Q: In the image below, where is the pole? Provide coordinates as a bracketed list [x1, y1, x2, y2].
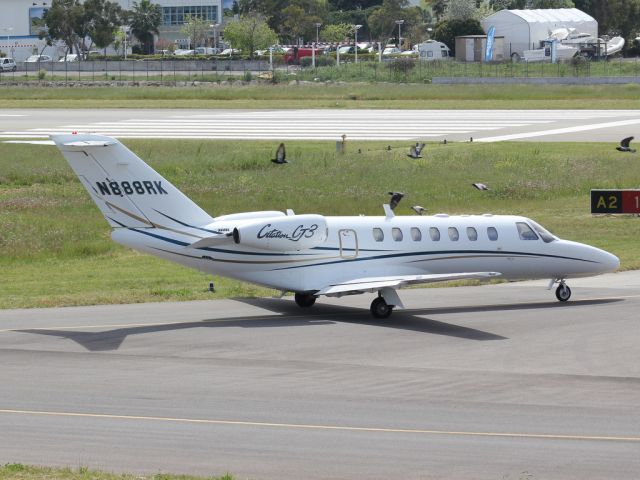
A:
[355, 30, 358, 64]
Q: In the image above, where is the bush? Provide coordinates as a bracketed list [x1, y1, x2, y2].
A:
[37, 69, 47, 80]
[387, 57, 416, 73]
[300, 56, 336, 67]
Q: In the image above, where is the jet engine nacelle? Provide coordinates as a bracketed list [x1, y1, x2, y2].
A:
[233, 214, 328, 251]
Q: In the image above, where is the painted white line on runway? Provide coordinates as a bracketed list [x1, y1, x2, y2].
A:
[476, 118, 640, 142]
[1, 408, 638, 443]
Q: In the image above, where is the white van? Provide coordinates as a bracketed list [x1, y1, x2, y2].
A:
[416, 40, 451, 60]
[0, 57, 17, 72]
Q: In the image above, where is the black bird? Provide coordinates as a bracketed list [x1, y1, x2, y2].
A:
[411, 205, 426, 215]
[407, 142, 425, 158]
[388, 191, 404, 210]
[472, 182, 489, 191]
[407, 144, 422, 159]
[271, 143, 287, 164]
[616, 136, 636, 153]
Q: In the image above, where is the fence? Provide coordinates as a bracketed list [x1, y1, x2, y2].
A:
[1, 57, 639, 84]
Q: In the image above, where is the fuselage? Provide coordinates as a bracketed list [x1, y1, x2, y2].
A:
[112, 212, 620, 293]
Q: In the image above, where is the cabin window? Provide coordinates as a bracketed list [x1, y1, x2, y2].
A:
[392, 228, 403, 241]
[448, 227, 459, 241]
[466, 227, 478, 241]
[429, 227, 440, 241]
[487, 227, 498, 241]
[410, 227, 422, 241]
[373, 228, 384, 242]
[529, 220, 557, 243]
[517, 222, 539, 241]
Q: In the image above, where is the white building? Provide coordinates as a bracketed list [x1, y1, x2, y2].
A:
[481, 8, 597, 60]
[0, 0, 222, 60]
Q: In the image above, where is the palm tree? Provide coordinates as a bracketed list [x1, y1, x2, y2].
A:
[130, 0, 162, 54]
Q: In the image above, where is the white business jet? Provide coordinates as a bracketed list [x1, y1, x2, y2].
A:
[51, 134, 619, 318]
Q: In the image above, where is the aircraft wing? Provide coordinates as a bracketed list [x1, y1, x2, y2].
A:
[317, 272, 501, 296]
[188, 233, 234, 248]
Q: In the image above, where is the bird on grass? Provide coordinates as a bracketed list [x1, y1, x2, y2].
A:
[411, 205, 426, 215]
[388, 191, 405, 210]
[407, 142, 425, 159]
[616, 137, 636, 153]
[271, 143, 288, 164]
[472, 183, 490, 191]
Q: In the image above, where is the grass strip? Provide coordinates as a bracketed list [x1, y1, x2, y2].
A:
[2, 84, 640, 109]
[1, 139, 639, 309]
[0, 464, 233, 480]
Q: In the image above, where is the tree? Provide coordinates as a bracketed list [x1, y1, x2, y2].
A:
[321, 23, 353, 42]
[180, 14, 210, 49]
[85, 0, 124, 51]
[530, 0, 574, 7]
[367, 0, 409, 42]
[445, 0, 477, 21]
[433, 17, 484, 55]
[223, 13, 278, 58]
[130, 0, 162, 54]
[43, 0, 85, 55]
[279, 1, 324, 44]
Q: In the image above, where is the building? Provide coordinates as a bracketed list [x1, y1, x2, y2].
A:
[481, 8, 597, 61]
[455, 35, 505, 62]
[0, 0, 222, 60]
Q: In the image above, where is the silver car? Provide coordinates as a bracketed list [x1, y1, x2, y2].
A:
[0, 57, 17, 72]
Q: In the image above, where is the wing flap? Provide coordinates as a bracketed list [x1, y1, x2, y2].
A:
[318, 272, 501, 296]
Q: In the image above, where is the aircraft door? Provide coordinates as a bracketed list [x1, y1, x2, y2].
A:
[339, 229, 358, 259]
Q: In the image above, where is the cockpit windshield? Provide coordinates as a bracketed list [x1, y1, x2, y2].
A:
[529, 220, 558, 243]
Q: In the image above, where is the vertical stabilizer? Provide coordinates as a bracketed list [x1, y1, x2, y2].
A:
[52, 135, 214, 229]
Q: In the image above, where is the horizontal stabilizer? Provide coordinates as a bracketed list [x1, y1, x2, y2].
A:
[318, 272, 501, 296]
[63, 139, 118, 147]
[189, 233, 233, 249]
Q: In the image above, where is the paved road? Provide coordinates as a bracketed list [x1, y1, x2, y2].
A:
[1, 272, 639, 479]
[2, 109, 640, 142]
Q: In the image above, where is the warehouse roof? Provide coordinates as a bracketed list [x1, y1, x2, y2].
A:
[505, 8, 595, 24]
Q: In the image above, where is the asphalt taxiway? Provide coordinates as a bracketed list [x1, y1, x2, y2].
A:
[1, 271, 639, 479]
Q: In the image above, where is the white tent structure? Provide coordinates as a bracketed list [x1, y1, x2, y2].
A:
[481, 8, 597, 60]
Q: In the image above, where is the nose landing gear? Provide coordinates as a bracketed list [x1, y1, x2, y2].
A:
[554, 281, 572, 302]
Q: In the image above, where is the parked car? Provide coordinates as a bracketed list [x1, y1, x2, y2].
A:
[337, 45, 355, 54]
[25, 54, 52, 63]
[59, 54, 79, 62]
[382, 47, 401, 56]
[194, 47, 220, 55]
[0, 57, 17, 72]
[174, 49, 195, 56]
[220, 48, 241, 56]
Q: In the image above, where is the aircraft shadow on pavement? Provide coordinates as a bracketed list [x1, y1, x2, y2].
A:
[16, 296, 620, 352]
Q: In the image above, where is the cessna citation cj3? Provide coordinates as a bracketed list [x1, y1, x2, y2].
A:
[52, 134, 619, 318]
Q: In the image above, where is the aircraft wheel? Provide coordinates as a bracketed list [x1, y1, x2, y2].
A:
[294, 292, 316, 308]
[370, 297, 393, 319]
[555, 283, 571, 302]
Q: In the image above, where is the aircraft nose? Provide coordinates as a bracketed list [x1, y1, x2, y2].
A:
[595, 248, 620, 273]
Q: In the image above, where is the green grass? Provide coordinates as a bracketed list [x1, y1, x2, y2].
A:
[0, 464, 234, 480]
[2, 83, 640, 109]
[1, 139, 639, 309]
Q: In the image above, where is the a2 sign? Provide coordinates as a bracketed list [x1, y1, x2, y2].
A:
[591, 189, 640, 214]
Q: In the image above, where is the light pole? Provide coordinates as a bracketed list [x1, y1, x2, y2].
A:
[395, 19, 404, 50]
[121, 25, 129, 59]
[353, 24, 362, 64]
[315, 22, 322, 45]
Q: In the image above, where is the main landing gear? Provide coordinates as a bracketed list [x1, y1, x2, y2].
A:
[549, 279, 572, 302]
[294, 292, 317, 308]
[370, 296, 393, 319]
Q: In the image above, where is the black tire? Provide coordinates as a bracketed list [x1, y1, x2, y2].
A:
[294, 292, 316, 308]
[370, 297, 393, 319]
[555, 284, 571, 302]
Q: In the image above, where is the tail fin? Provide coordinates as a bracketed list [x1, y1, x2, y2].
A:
[53, 134, 213, 229]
